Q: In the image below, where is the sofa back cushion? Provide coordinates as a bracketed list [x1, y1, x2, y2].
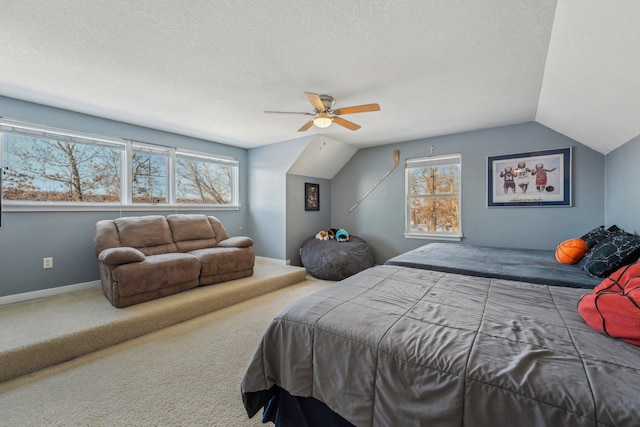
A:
[167, 214, 219, 252]
[94, 220, 122, 257]
[208, 216, 229, 242]
[114, 215, 177, 255]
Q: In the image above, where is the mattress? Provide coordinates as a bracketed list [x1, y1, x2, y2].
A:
[384, 242, 601, 288]
[241, 265, 640, 426]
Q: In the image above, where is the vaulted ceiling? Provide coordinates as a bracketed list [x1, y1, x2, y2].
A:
[0, 1, 637, 154]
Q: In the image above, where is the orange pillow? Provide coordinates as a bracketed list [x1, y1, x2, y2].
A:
[555, 238, 589, 264]
[578, 263, 640, 346]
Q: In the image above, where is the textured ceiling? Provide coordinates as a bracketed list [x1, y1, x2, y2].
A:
[0, 0, 637, 153]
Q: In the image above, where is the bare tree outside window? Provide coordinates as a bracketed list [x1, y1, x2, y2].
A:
[131, 151, 167, 203]
[1, 122, 239, 208]
[175, 156, 233, 204]
[406, 155, 461, 237]
[2, 134, 122, 202]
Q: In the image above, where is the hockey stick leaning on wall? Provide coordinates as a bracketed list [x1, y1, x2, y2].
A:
[346, 149, 399, 215]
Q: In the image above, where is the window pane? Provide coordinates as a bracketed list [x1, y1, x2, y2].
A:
[2, 133, 122, 202]
[405, 154, 462, 237]
[409, 196, 460, 233]
[175, 155, 233, 204]
[409, 165, 460, 196]
[131, 152, 168, 203]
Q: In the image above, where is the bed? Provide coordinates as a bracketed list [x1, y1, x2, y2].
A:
[241, 253, 640, 426]
[384, 242, 602, 288]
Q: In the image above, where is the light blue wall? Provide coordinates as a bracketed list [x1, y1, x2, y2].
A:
[605, 134, 640, 234]
[331, 122, 605, 264]
[0, 96, 248, 297]
[0, 96, 611, 297]
[246, 138, 309, 261]
[286, 174, 331, 266]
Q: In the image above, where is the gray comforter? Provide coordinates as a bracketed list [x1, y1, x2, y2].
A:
[385, 242, 602, 288]
[241, 265, 640, 426]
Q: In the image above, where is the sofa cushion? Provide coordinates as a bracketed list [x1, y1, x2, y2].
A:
[190, 247, 255, 277]
[112, 253, 201, 297]
[114, 215, 177, 255]
[94, 220, 122, 257]
[208, 216, 230, 242]
[167, 214, 218, 252]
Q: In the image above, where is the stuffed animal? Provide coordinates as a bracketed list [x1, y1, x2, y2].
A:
[327, 228, 339, 240]
[315, 230, 329, 240]
[335, 229, 351, 242]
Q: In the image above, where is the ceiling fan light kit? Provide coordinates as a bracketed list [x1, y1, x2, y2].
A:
[313, 113, 333, 129]
[265, 92, 380, 132]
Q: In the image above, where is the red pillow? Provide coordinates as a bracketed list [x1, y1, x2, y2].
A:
[578, 263, 640, 346]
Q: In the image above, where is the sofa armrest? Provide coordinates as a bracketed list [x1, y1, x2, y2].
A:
[99, 247, 146, 265]
[217, 236, 254, 248]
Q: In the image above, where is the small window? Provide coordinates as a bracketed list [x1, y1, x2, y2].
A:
[175, 152, 237, 205]
[405, 154, 462, 240]
[131, 143, 170, 204]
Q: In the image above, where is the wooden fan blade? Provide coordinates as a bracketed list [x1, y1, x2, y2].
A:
[333, 103, 380, 115]
[304, 92, 326, 111]
[298, 120, 314, 132]
[264, 111, 313, 115]
[332, 116, 361, 131]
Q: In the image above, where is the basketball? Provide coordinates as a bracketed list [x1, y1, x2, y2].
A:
[555, 238, 589, 264]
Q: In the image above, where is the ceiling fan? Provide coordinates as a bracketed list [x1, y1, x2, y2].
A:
[265, 92, 381, 132]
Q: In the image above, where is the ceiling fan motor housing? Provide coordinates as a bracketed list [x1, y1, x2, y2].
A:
[318, 95, 335, 111]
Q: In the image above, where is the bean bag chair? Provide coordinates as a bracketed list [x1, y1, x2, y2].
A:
[578, 262, 640, 346]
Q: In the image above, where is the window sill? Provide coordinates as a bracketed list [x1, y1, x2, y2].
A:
[1, 202, 240, 212]
[404, 232, 463, 242]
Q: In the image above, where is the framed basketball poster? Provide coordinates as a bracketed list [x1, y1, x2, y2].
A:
[487, 147, 572, 207]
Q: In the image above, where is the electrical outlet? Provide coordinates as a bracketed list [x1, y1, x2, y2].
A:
[43, 257, 53, 269]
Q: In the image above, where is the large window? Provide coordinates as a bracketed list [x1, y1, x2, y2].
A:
[1, 124, 125, 204]
[0, 120, 239, 209]
[405, 154, 462, 240]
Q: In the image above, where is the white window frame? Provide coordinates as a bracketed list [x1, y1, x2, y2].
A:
[0, 119, 240, 212]
[129, 141, 172, 205]
[404, 153, 463, 241]
[175, 149, 239, 206]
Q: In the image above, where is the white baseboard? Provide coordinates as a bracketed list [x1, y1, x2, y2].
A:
[0, 280, 101, 306]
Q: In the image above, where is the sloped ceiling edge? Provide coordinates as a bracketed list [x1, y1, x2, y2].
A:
[287, 136, 358, 180]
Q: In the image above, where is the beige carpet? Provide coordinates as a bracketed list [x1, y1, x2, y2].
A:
[0, 261, 308, 382]
[0, 269, 335, 426]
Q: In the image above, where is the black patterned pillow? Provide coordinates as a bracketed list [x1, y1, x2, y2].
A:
[580, 232, 640, 277]
[580, 226, 610, 249]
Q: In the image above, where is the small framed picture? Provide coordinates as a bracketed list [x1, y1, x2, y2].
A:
[305, 183, 319, 211]
[487, 147, 572, 207]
